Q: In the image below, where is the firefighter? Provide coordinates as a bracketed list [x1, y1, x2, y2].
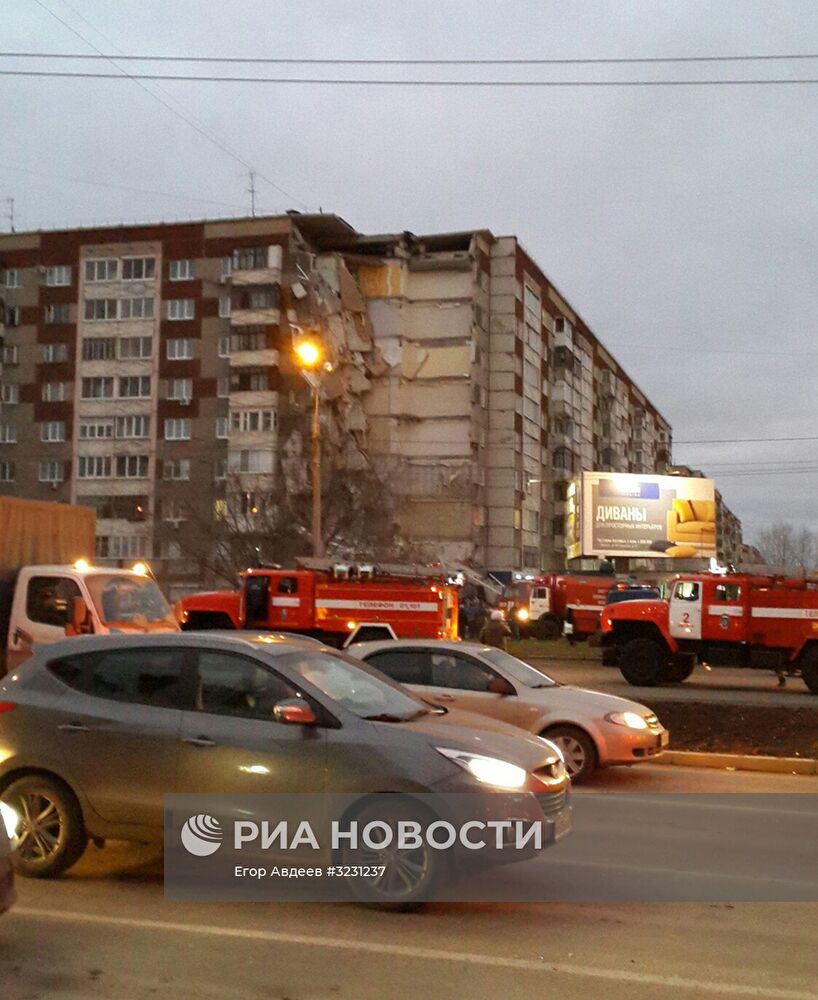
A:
[480, 609, 513, 650]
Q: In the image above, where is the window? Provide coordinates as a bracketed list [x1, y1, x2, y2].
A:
[78, 455, 112, 479]
[45, 303, 70, 324]
[714, 584, 741, 602]
[214, 457, 227, 481]
[1, 345, 18, 365]
[96, 535, 147, 560]
[230, 369, 268, 392]
[118, 375, 150, 398]
[430, 652, 497, 692]
[0, 423, 16, 443]
[46, 265, 72, 287]
[121, 257, 155, 281]
[116, 455, 149, 478]
[84, 298, 118, 321]
[79, 418, 114, 440]
[366, 650, 431, 686]
[4, 305, 20, 328]
[166, 338, 193, 360]
[82, 337, 116, 361]
[164, 418, 190, 440]
[119, 336, 152, 359]
[161, 539, 182, 560]
[217, 377, 230, 398]
[232, 246, 268, 270]
[166, 299, 195, 321]
[552, 515, 565, 537]
[218, 297, 231, 319]
[4, 269, 20, 288]
[162, 499, 187, 522]
[115, 415, 150, 439]
[0, 385, 19, 404]
[26, 576, 82, 628]
[0, 461, 14, 482]
[235, 288, 276, 311]
[50, 647, 186, 709]
[230, 409, 276, 433]
[85, 258, 117, 283]
[523, 284, 541, 323]
[169, 259, 193, 281]
[120, 297, 155, 320]
[673, 581, 700, 602]
[196, 651, 299, 720]
[230, 329, 268, 352]
[42, 342, 69, 363]
[38, 459, 65, 483]
[215, 416, 229, 439]
[221, 256, 232, 279]
[40, 421, 65, 443]
[232, 449, 273, 474]
[84, 495, 147, 521]
[163, 459, 190, 481]
[167, 377, 192, 401]
[218, 335, 230, 356]
[42, 382, 66, 402]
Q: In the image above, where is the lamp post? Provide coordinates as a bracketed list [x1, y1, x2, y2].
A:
[294, 336, 327, 558]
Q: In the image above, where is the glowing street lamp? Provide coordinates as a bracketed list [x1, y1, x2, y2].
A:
[294, 339, 321, 369]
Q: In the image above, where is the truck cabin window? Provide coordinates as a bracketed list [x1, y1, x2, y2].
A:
[673, 581, 700, 602]
[84, 574, 175, 627]
[277, 577, 298, 594]
[715, 584, 741, 602]
[27, 576, 83, 628]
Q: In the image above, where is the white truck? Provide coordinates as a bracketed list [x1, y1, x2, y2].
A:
[0, 496, 178, 675]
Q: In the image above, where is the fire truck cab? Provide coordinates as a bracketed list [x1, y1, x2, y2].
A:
[601, 571, 818, 693]
[507, 572, 619, 641]
[179, 562, 459, 648]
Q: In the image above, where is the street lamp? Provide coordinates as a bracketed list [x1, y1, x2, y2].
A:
[293, 333, 329, 558]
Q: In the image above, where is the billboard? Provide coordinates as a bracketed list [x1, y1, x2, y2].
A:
[566, 472, 716, 560]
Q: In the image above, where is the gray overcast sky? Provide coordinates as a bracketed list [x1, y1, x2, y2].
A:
[3, 0, 817, 542]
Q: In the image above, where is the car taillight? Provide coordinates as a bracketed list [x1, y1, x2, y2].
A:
[0, 702, 16, 714]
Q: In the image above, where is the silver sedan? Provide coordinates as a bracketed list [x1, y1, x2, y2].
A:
[350, 640, 669, 782]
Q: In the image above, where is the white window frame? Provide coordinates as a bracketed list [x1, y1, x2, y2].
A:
[0, 461, 15, 482]
[164, 418, 191, 441]
[46, 265, 72, 287]
[117, 375, 151, 399]
[121, 257, 156, 281]
[218, 335, 231, 357]
[118, 336, 152, 360]
[79, 418, 114, 440]
[167, 377, 192, 402]
[40, 421, 65, 443]
[78, 455, 112, 479]
[169, 259, 194, 282]
[81, 376, 114, 400]
[218, 296, 231, 319]
[116, 454, 149, 479]
[115, 415, 150, 440]
[45, 303, 70, 324]
[42, 382, 66, 403]
[0, 423, 16, 443]
[42, 343, 69, 363]
[0, 385, 19, 404]
[4, 269, 20, 288]
[120, 297, 155, 320]
[215, 416, 229, 439]
[1, 346, 18, 365]
[163, 459, 191, 481]
[166, 338, 194, 361]
[38, 459, 65, 483]
[166, 299, 195, 321]
[85, 258, 118, 283]
[84, 298, 118, 322]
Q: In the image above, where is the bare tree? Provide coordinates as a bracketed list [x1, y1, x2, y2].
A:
[755, 522, 817, 571]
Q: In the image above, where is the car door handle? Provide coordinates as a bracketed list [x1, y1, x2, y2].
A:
[58, 723, 90, 733]
[183, 736, 217, 748]
[433, 694, 456, 702]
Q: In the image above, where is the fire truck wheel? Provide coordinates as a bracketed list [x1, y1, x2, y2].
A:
[543, 725, 597, 783]
[662, 654, 695, 684]
[800, 647, 818, 694]
[533, 613, 562, 641]
[620, 637, 668, 686]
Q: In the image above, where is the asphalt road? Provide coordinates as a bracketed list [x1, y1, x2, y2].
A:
[527, 656, 818, 706]
[3, 765, 817, 1000]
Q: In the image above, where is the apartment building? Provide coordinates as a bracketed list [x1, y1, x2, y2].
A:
[0, 213, 673, 589]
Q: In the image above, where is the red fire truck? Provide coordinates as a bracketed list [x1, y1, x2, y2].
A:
[504, 573, 620, 641]
[601, 571, 818, 693]
[177, 560, 459, 647]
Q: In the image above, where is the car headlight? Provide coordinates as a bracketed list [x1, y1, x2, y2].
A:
[436, 747, 528, 789]
[515, 607, 530, 621]
[0, 801, 19, 839]
[606, 711, 649, 730]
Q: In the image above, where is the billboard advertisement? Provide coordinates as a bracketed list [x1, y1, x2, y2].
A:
[567, 472, 717, 560]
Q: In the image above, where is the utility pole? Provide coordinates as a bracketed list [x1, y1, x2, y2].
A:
[310, 382, 323, 558]
[4, 198, 15, 233]
[247, 171, 257, 218]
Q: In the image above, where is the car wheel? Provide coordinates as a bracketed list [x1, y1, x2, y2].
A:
[601, 645, 619, 667]
[620, 637, 668, 686]
[543, 725, 597, 783]
[662, 653, 696, 683]
[2, 775, 87, 878]
[533, 613, 562, 641]
[800, 647, 818, 694]
[337, 797, 446, 909]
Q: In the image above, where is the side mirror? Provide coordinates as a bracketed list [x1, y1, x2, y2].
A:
[66, 596, 93, 636]
[487, 676, 515, 697]
[273, 698, 318, 726]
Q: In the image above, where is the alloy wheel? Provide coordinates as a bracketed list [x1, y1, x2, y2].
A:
[358, 837, 431, 900]
[551, 735, 586, 777]
[8, 791, 63, 863]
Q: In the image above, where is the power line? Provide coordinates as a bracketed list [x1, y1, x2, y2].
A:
[4, 69, 818, 86]
[30, 1, 307, 209]
[3, 51, 818, 65]
[676, 435, 818, 445]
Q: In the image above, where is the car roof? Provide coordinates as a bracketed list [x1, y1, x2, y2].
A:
[349, 639, 496, 657]
[33, 631, 330, 660]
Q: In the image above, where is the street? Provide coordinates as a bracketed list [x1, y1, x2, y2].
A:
[4, 765, 817, 1000]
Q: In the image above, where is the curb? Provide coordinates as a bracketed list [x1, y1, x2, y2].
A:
[655, 750, 818, 775]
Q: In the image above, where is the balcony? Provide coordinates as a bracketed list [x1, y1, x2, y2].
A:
[230, 347, 279, 368]
[230, 307, 281, 327]
[229, 244, 283, 287]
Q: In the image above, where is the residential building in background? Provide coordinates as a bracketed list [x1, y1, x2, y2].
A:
[0, 213, 674, 592]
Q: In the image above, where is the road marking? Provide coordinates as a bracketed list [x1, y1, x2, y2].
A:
[12, 907, 818, 999]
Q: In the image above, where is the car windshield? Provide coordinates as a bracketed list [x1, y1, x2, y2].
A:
[85, 574, 176, 627]
[478, 647, 557, 688]
[281, 651, 429, 722]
